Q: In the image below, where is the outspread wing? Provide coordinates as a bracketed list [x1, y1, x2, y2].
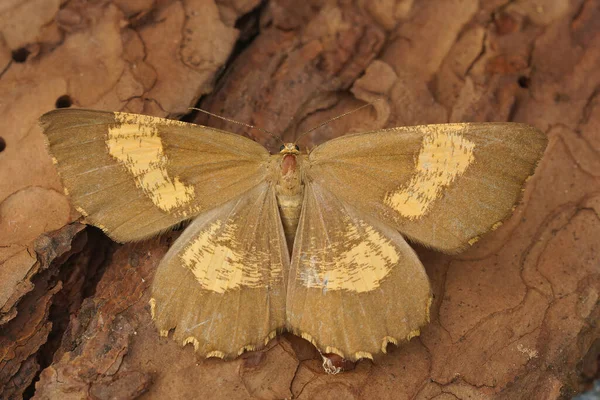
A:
[40, 109, 270, 242]
[286, 181, 431, 361]
[150, 183, 288, 358]
[306, 123, 547, 252]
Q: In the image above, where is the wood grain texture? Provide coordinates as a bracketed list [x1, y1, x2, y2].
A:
[0, 0, 599, 399]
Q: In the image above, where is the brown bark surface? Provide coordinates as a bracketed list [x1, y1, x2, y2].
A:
[0, 0, 599, 399]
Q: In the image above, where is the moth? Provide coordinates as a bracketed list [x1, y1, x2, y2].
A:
[40, 108, 547, 361]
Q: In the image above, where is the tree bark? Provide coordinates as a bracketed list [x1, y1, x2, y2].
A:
[0, 0, 599, 399]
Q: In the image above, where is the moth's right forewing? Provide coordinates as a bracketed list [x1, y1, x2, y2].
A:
[307, 123, 547, 252]
[41, 109, 270, 242]
[150, 183, 288, 358]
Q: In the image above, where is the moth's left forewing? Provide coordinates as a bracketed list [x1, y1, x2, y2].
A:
[41, 109, 270, 242]
[307, 123, 547, 252]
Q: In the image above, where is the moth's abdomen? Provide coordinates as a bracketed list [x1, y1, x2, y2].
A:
[275, 153, 304, 252]
[277, 192, 303, 252]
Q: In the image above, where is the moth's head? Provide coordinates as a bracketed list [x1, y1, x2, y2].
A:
[279, 143, 300, 155]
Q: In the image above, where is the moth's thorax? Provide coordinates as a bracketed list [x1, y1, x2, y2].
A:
[281, 154, 296, 175]
[279, 155, 301, 192]
[275, 145, 305, 252]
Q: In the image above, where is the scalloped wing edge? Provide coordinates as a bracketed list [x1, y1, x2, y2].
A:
[149, 298, 281, 359]
[148, 294, 433, 362]
[287, 295, 432, 362]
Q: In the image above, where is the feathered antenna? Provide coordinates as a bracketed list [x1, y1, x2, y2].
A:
[294, 99, 382, 144]
[189, 107, 284, 145]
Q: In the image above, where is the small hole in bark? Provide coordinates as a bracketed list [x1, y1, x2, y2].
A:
[55, 95, 73, 108]
[0, 137, 5, 152]
[517, 76, 530, 89]
[12, 47, 30, 63]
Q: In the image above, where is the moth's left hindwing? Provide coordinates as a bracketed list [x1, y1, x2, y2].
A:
[40, 109, 270, 242]
[151, 183, 288, 358]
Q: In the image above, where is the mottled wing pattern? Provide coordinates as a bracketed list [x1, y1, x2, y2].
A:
[41, 109, 270, 242]
[286, 181, 431, 361]
[151, 183, 288, 358]
[306, 123, 547, 252]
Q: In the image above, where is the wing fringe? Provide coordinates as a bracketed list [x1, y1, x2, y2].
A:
[286, 296, 432, 362]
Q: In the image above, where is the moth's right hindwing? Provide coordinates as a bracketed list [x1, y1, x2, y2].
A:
[286, 181, 432, 361]
[40, 109, 270, 242]
[150, 183, 288, 358]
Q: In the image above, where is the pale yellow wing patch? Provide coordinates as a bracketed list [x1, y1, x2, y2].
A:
[286, 182, 432, 361]
[180, 217, 283, 294]
[384, 130, 475, 218]
[106, 113, 197, 214]
[298, 219, 398, 293]
[151, 183, 288, 358]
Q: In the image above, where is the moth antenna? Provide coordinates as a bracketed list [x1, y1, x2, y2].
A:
[294, 98, 382, 144]
[188, 107, 284, 144]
